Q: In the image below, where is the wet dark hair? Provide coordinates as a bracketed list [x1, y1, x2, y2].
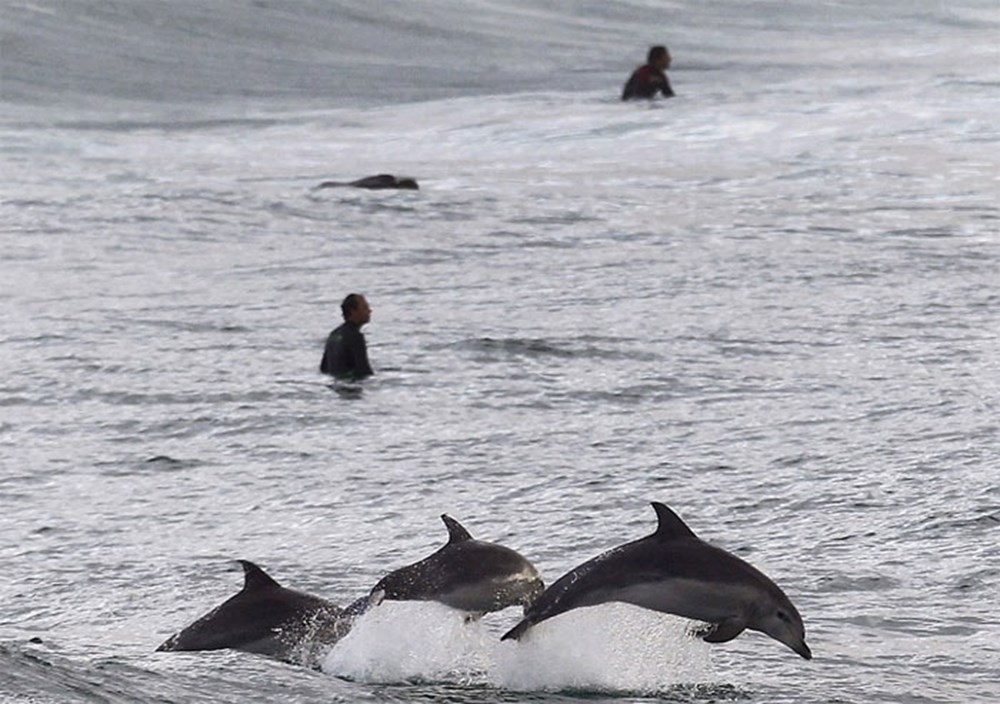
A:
[341, 293, 363, 320]
[648, 45, 669, 64]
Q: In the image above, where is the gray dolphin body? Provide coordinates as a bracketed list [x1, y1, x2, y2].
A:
[371, 515, 544, 615]
[317, 174, 419, 190]
[157, 560, 362, 666]
[501, 503, 812, 660]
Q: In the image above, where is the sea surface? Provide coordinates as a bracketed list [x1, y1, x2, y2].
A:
[1, 1, 999, 702]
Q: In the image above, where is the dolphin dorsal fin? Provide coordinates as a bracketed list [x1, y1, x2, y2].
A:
[238, 560, 281, 591]
[441, 514, 473, 543]
[651, 502, 698, 540]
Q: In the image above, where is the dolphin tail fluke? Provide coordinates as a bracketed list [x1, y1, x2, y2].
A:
[500, 619, 532, 641]
[155, 637, 176, 652]
[342, 588, 385, 618]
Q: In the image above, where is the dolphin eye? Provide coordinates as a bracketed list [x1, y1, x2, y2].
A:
[777, 611, 791, 623]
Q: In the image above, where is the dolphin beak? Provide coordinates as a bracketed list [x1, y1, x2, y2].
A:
[793, 640, 812, 660]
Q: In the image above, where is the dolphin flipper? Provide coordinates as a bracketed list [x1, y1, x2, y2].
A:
[699, 616, 748, 643]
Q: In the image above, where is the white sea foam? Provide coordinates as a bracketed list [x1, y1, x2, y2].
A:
[323, 602, 496, 685]
[493, 604, 713, 693]
[323, 601, 711, 693]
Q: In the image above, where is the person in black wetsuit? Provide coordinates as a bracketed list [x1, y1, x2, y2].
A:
[320, 293, 374, 380]
[316, 175, 419, 190]
[622, 45, 675, 101]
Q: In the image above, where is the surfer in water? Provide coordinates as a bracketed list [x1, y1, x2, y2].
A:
[622, 45, 675, 101]
[320, 293, 374, 381]
[316, 175, 418, 190]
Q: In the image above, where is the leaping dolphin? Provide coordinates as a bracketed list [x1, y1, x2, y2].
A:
[501, 502, 812, 660]
[157, 560, 365, 666]
[370, 514, 544, 616]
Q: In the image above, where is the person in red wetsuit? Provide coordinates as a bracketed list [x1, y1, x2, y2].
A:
[622, 45, 675, 101]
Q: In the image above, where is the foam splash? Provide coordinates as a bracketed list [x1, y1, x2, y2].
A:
[494, 604, 713, 693]
[323, 601, 493, 685]
[322, 601, 712, 694]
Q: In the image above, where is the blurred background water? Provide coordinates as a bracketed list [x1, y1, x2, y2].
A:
[1, 1, 998, 702]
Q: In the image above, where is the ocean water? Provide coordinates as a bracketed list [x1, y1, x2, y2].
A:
[1, 1, 999, 702]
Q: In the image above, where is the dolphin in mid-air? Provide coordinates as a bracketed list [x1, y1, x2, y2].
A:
[157, 560, 367, 666]
[501, 502, 812, 660]
[370, 514, 544, 616]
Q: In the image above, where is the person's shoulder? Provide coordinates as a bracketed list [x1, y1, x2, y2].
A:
[328, 322, 352, 339]
[341, 322, 364, 337]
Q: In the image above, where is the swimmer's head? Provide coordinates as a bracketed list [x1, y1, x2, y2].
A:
[341, 293, 372, 325]
[648, 45, 671, 70]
